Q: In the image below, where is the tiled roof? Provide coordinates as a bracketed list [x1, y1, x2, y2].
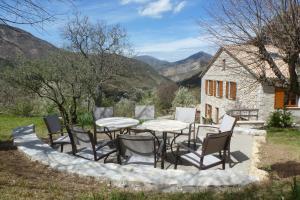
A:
[223, 45, 289, 79]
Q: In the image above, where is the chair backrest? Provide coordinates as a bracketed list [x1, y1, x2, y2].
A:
[135, 105, 155, 120]
[219, 114, 237, 133]
[43, 114, 62, 134]
[202, 132, 230, 156]
[175, 107, 196, 124]
[70, 127, 95, 152]
[117, 135, 155, 157]
[93, 107, 113, 120]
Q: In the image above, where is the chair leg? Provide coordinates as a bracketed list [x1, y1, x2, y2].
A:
[222, 150, 226, 170]
[60, 144, 64, 152]
[227, 149, 231, 168]
[174, 146, 180, 169]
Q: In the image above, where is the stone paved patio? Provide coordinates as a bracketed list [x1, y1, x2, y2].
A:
[12, 124, 266, 191]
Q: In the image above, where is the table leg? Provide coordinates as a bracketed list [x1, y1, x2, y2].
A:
[161, 132, 167, 169]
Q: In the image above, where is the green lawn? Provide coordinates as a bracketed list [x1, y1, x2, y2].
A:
[267, 128, 300, 150]
[0, 114, 48, 142]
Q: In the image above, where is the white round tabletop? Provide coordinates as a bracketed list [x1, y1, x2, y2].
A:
[96, 117, 139, 129]
[142, 119, 188, 132]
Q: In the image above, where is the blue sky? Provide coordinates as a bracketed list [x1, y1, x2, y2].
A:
[16, 0, 218, 62]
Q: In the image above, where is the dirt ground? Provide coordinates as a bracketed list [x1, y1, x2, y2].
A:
[0, 142, 107, 199]
[259, 142, 300, 178]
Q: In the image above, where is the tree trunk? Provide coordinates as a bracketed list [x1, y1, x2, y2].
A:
[288, 55, 300, 95]
[94, 85, 103, 107]
[57, 104, 77, 155]
[70, 96, 78, 124]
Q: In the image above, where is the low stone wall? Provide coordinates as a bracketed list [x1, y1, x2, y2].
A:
[13, 124, 260, 192]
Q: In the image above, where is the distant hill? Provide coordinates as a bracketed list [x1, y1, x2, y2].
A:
[135, 51, 212, 84]
[0, 24, 58, 60]
[0, 24, 171, 94]
[134, 55, 172, 70]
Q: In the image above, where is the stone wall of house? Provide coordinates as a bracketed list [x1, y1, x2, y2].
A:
[200, 50, 273, 123]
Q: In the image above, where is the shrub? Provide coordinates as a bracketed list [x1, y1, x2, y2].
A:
[11, 100, 34, 117]
[156, 82, 178, 110]
[114, 98, 134, 117]
[172, 87, 198, 109]
[267, 108, 294, 128]
[77, 112, 93, 128]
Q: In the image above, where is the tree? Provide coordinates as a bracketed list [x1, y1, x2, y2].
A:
[201, 0, 300, 94]
[63, 14, 131, 106]
[3, 51, 88, 129]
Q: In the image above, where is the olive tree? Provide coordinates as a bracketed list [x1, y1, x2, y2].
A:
[201, 0, 300, 94]
[63, 14, 131, 106]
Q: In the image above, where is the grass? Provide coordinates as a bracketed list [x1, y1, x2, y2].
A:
[267, 128, 300, 151]
[0, 114, 48, 142]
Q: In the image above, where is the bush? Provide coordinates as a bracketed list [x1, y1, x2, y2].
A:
[267, 108, 294, 128]
[11, 100, 34, 117]
[114, 98, 134, 117]
[172, 87, 198, 109]
[156, 83, 178, 110]
[77, 112, 93, 128]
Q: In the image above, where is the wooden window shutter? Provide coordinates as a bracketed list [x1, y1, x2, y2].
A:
[205, 80, 208, 94]
[209, 80, 213, 96]
[213, 81, 217, 96]
[231, 82, 237, 100]
[274, 88, 285, 109]
[219, 81, 223, 97]
[225, 82, 229, 98]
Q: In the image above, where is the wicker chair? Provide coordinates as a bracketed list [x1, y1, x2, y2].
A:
[175, 132, 231, 170]
[70, 127, 116, 161]
[117, 134, 164, 168]
[43, 114, 71, 152]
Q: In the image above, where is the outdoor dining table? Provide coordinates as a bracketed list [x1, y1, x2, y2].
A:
[141, 119, 189, 169]
[95, 117, 139, 139]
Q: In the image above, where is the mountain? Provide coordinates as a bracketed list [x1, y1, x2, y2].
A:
[0, 24, 58, 60]
[161, 51, 212, 83]
[0, 24, 171, 94]
[134, 55, 171, 70]
[135, 51, 212, 84]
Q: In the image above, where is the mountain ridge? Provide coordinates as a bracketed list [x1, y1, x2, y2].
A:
[134, 51, 212, 83]
[0, 24, 171, 93]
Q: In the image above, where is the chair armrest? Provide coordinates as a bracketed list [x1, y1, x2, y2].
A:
[197, 124, 219, 129]
[206, 132, 220, 137]
[177, 143, 202, 158]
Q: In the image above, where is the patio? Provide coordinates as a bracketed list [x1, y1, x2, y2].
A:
[13, 124, 266, 192]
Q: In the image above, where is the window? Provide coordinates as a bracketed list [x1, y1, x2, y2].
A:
[215, 81, 223, 98]
[226, 81, 237, 100]
[285, 93, 298, 107]
[222, 59, 226, 71]
[205, 104, 212, 119]
[274, 87, 299, 109]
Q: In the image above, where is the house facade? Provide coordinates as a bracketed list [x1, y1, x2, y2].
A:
[200, 45, 300, 124]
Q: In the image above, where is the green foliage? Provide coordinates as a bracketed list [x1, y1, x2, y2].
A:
[114, 98, 134, 117]
[156, 83, 178, 110]
[172, 87, 198, 108]
[77, 112, 93, 128]
[11, 100, 34, 117]
[268, 108, 294, 128]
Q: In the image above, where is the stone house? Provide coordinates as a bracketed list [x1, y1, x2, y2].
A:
[200, 45, 300, 124]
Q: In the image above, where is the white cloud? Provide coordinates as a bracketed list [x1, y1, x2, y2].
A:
[120, 0, 149, 5]
[138, 0, 172, 18]
[173, 1, 186, 13]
